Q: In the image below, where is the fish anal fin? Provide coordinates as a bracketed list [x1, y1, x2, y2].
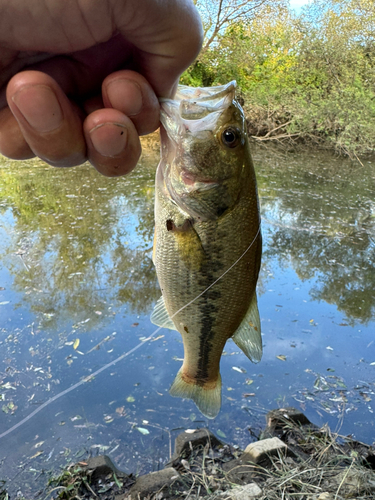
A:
[169, 369, 222, 419]
[150, 296, 177, 330]
[232, 292, 262, 363]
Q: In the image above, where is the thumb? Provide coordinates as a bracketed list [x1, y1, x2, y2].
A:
[112, 0, 203, 97]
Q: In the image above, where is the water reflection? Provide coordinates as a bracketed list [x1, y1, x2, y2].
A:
[257, 150, 375, 324]
[0, 142, 374, 497]
[0, 148, 159, 332]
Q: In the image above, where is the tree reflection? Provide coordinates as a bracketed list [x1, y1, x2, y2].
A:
[255, 149, 375, 324]
[1, 143, 374, 329]
[0, 145, 160, 330]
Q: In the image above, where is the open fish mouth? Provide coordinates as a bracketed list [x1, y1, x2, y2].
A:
[159, 81, 237, 137]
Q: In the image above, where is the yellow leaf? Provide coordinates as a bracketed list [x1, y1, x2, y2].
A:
[73, 338, 80, 350]
[276, 355, 287, 361]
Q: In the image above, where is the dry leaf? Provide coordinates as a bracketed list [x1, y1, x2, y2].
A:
[276, 355, 287, 361]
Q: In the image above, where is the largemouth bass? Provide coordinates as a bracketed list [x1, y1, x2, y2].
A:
[152, 82, 262, 419]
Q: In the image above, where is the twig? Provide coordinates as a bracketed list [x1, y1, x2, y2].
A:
[334, 459, 354, 500]
[83, 478, 98, 497]
[261, 120, 293, 139]
[252, 132, 301, 141]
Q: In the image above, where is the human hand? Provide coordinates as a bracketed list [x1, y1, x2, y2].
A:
[0, 0, 202, 176]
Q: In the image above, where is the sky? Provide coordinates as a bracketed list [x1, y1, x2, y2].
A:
[289, 0, 310, 12]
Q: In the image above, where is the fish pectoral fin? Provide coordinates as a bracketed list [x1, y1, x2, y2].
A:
[169, 369, 222, 419]
[232, 292, 262, 363]
[150, 296, 177, 330]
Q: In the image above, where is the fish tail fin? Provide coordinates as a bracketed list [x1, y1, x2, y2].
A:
[169, 369, 222, 419]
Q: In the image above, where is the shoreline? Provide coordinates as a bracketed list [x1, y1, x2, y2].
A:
[24, 407, 375, 500]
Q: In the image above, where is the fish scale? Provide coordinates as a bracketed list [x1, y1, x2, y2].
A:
[152, 81, 262, 418]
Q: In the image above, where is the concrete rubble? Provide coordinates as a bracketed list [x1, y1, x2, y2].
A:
[51, 407, 375, 500]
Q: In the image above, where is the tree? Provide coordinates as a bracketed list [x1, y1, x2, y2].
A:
[196, 0, 288, 54]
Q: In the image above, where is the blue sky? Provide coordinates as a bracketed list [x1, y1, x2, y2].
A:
[289, 0, 310, 12]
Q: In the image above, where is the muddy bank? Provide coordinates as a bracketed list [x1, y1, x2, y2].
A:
[37, 407, 375, 500]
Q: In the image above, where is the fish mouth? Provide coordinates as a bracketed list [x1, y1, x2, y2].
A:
[181, 169, 219, 187]
[159, 81, 237, 136]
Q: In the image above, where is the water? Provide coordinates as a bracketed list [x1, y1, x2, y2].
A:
[0, 141, 374, 497]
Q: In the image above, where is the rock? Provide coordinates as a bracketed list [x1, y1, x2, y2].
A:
[83, 455, 128, 482]
[174, 428, 223, 457]
[125, 467, 183, 499]
[222, 437, 294, 484]
[221, 482, 262, 499]
[267, 407, 311, 428]
[242, 437, 294, 466]
[262, 407, 315, 439]
[167, 428, 223, 467]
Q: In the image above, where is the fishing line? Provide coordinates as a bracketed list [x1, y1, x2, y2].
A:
[0, 225, 260, 440]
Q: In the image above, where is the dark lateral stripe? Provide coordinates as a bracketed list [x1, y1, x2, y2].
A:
[195, 287, 221, 384]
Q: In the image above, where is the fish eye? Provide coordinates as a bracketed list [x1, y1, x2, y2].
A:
[221, 127, 241, 148]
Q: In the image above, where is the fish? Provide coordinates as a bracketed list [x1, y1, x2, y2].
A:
[151, 81, 262, 419]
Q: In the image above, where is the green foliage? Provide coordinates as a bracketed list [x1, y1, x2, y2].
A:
[183, 0, 375, 156]
[180, 61, 216, 87]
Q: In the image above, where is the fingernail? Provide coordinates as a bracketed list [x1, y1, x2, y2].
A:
[12, 85, 63, 133]
[107, 79, 143, 116]
[89, 123, 128, 157]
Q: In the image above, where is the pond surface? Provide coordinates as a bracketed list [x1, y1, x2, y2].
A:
[0, 139, 374, 497]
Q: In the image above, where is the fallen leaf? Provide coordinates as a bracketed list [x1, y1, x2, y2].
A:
[151, 335, 165, 342]
[232, 366, 246, 373]
[73, 339, 80, 350]
[137, 427, 149, 435]
[1, 382, 16, 390]
[276, 355, 287, 361]
[116, 407, 126, 416]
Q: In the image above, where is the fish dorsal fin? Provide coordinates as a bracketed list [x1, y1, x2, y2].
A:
[150, 296, 177, 330]
[232, 292, 262, 363]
